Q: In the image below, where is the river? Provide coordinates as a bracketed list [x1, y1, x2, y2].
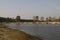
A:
[4, 24, 60, 40]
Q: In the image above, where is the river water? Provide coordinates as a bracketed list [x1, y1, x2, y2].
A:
[5, 24, 60, 40]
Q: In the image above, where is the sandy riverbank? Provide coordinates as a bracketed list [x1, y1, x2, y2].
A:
[0, 25, 41, 40]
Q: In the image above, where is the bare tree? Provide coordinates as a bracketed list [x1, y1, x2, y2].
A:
[48, 16, 52, 22]
[40, 16, 44, 22]
[52, 17, 57, 22]
[46, 17, 49, 22]
[57, 17, 60, 22]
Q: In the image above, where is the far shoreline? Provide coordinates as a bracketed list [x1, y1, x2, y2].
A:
[0, 22, 60, 24]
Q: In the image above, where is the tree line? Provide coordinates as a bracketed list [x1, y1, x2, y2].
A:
[33, 16, 60, 22]
[0, 17, 15, 22]
[0, 16, 60, 22]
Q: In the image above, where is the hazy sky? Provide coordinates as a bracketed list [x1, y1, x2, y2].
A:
[0, 0, 60, 19]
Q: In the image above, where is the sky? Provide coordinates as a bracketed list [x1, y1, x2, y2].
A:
[0, 0, 60, 19]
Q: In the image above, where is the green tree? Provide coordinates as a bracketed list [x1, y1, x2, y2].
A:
[16, 16, 20, 22]
[36, 16, 39, 21]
